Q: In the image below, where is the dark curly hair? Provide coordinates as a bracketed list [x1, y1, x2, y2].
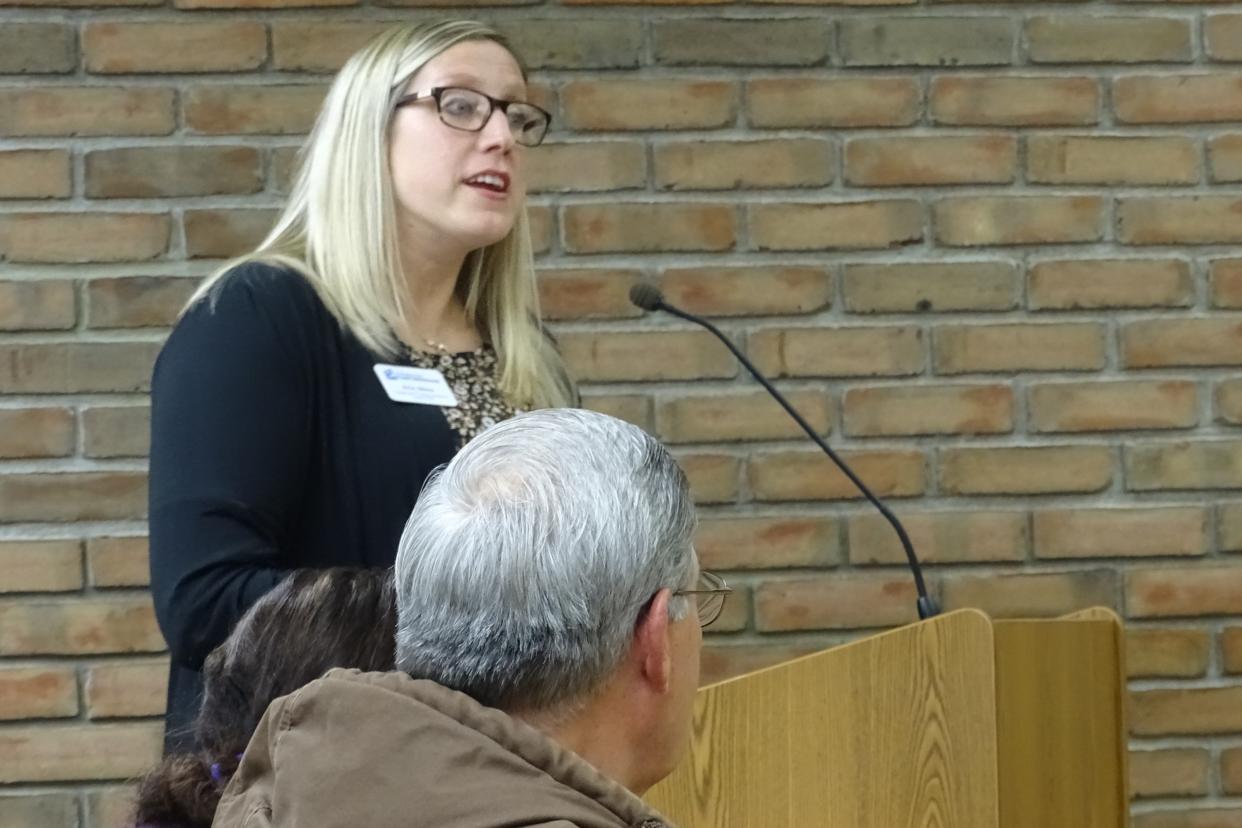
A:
[132, 567, 396, 827]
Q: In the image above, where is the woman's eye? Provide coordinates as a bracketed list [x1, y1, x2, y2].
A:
[443, 97, 478, 116]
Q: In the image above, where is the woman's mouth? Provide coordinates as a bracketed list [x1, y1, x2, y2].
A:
[465, 172, 510, 195]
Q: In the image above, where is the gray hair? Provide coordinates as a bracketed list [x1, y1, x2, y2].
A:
[394, 408, 697, 714]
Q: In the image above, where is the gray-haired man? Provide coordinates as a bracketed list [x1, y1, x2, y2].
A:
[214, 409, 729, 828]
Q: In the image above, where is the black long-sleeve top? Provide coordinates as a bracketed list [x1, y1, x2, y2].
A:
[148, 263, 459, 751]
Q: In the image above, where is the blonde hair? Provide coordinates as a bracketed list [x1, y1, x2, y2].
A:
[190, 21, 573, 408]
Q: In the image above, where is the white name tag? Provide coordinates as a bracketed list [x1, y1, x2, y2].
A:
[373, 364, 458, 407]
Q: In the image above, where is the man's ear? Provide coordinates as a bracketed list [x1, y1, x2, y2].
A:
[634, 589, 674, 694]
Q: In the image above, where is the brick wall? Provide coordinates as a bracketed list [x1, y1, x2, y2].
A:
[1, 2, 1240, 825]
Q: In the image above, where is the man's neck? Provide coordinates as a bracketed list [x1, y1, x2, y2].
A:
[516, 696, 654, 795]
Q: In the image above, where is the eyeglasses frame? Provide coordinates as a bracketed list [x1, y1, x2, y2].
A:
[393, 86, 552, 147]
[674, 570, 732, 628]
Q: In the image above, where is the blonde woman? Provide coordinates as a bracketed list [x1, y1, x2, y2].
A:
[148, 21, 574, 752]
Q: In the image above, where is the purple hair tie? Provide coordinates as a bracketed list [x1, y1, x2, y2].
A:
[209, 753, 244, 785]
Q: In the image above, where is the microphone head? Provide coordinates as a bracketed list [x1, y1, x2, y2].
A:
[629, 282, 665, 312]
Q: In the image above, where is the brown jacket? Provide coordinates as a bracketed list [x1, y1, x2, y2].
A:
[212, 669, 672, 828]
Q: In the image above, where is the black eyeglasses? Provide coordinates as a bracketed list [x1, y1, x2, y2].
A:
[394, 86, 551, 148]
[675, 570, 732, 628]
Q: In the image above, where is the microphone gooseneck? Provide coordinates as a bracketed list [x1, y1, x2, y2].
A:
[628, 283, 939, 620]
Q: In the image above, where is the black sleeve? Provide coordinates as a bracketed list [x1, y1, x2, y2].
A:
[148, 265, 319, 670]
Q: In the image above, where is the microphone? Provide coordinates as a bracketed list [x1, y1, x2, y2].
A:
[629, 283, 939, 620]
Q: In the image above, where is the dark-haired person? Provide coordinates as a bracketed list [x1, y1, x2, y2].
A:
[214, 410, 729, 828]
[132, 568, 395, 828]
[148, 19, 574, 751]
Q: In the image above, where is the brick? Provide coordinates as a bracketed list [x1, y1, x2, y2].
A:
[0, 795, 78, 828]
[0, 597, 163, 656]
[0, 666, 78, 720]
[748, 449, 925, 501]
[707, 584, 750, 634]
[529, 142, 645, 193]
[654, 19, 831, 66]
[86, 147, 262, 199]
[1028, 135, 1198, 185]
[1221, 380, 1242, 425]
[1213, 259, 1242, 308]
[931, 76, 1098, 126]
[84, 23, 265, 73]
[1126, 441, 1242, 491]
[184, 209, 277, 259]
[1224, 504, 1242, 553]
[839, 18, 1013, 67]
[702, 641, 832, 685]
[676, 453, 739, 505]
[746, 77, 920, 128]
[848, 510, 1026, 565]
[579, 394, 653, 433]
[934, 323, 1105, 374]
[657, 390, 831, 443]
[0, 87, 175, 137]
[0, 24, 74, 74]
[1207, 15, 1242, 61]
[0, 722, 161, 782]
[0, 472, 147, 523]
[1035, 507, 1207, 560]
[85, 659, 168, 719]
[1029, 259, 1193, 310]
[0, 408, 75, 459]
[562, 80, 735, 131]
[1127, 628, 1211, 678]
[559, 331, 736, 382]
[940, 446, 1113, 495]
[181, 0, 354, 8]
[86, 537, 149, 588]
[87, 276, 197, 329]
[0, 150, 71, 199]
[0, 279, 75, 330]
[1127, 566, 1242, 617]
[1210, 134, 1242, 183]
[655, 139, 833, 190]
[270, 22, 387, 72]
[1114, 74, 1242, 124]
[1029, 381, 1198, 433]
[756, 574, 919, 631]
[1226, 628, 1242, 673]
[528, 206, 552, 256]
[843, 261, 1017, 313]
[496, 19, 642, 69]
[935, 196, 1104, 246]
[82, 406, 150, 459]
[185, 85, 327, 135]
[563, 203, 735, 254]
[537, 269, 642, 320]
[846, 135, 1015, 186]
[942, 569, 1117, 617]
[749, 326, 923, 378]
[750, 200, 922, 251]
[1132, 810, 1242, 828]
[1225, 747, 1242, 794]
[0, 213, 169, 264]
[1123, 319, 1242, 368]
[1130, 749, 1210, 798]
[661, 266, 832, 317]
[1120, 197, 1242, 245]
[844, 384, 1013, 437]
[697, 516, 839, 570]
[0, 541, 82, 593]
[1131, 686, 1242, 736]
[0, 342, 159, 394]
[87, 788, 136, 828]
[1027, 16, 1192, 64]
[271, 146, 299, 194]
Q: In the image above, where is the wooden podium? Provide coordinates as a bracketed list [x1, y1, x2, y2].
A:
[645, 608, 1129, 827]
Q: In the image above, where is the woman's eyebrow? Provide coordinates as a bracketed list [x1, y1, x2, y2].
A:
[434, 75, 527, 98]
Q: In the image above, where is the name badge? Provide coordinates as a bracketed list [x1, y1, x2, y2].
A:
[373, 364, 458, 407]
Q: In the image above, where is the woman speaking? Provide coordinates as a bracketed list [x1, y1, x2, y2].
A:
[148, 20, 574, 750]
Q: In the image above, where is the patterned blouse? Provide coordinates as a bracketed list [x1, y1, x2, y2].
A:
[402, 343, 518, 448]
